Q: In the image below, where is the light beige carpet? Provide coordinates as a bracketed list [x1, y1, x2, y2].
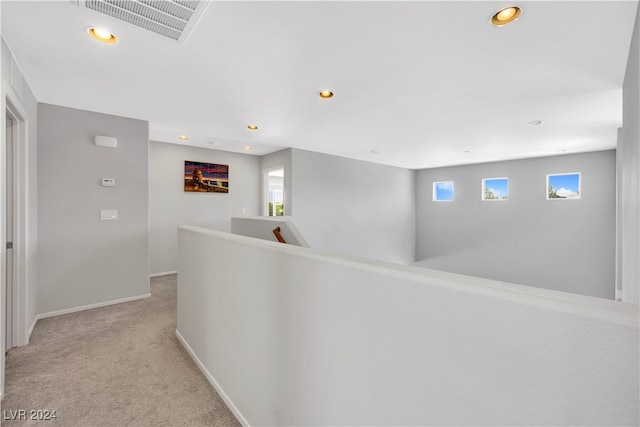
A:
[1, 274, 240, 427]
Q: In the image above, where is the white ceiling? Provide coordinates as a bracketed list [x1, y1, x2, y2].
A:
[2, 0, 638, 169]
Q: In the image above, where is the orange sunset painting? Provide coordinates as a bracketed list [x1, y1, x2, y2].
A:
[184, 161, 229, 193]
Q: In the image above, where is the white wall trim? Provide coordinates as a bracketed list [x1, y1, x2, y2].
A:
[35, 293, 150, 321]
[150, 271, 177, 278]
[175, 329, 249, 427]
[28, 316, 37, 339]
[1, 73, 33, 399]
[3, 83, 31, 348]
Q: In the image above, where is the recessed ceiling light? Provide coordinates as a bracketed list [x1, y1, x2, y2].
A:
[243, 146, 253, 151]
[87, 27, 118, 44]
[247, 125, 259, 130]
[464, 150, 471, 153]
[318, 90, 334, 99]
[491, 6, 522, 27]
[527, 120, 543, 126]
[178, 135, 189, 141]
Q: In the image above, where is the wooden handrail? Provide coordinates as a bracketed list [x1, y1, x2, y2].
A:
[273, 226, 286, 243]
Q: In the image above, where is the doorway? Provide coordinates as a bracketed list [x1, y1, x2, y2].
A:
[264, 166, 284, 216]
[4, 110, 16, 353]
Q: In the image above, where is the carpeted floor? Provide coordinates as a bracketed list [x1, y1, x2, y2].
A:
[1, 274, 240, 427]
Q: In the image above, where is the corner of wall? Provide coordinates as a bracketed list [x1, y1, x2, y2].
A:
[620, 2, 640, 304]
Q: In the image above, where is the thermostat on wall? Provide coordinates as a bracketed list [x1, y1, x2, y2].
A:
[95, 135, 117, 148]
[102, 178, 116, 187]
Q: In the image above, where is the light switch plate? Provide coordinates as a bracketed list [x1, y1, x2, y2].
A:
[100, 210, 118, 221]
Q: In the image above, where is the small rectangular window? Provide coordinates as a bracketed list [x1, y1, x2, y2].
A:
[482, 177, 509, 201]
[433, 181, 454, 202]
[547, 172, 581, 200]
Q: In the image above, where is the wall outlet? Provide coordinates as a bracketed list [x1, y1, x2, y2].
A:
[102, 178, 116, 187]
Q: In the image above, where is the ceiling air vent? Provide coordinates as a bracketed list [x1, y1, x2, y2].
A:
[82, 0, 208, 42]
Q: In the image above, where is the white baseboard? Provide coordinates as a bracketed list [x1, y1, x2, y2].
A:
[35, 293, 151, 322]
[150, 271, 177, 278]
[28, 316, 38, 340]
[175, 329, 249, 427]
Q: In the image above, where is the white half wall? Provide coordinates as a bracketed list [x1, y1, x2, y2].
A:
[149, 141, 260, 274]
[230, 216, 309, 247]
[177, 226, 639, 427]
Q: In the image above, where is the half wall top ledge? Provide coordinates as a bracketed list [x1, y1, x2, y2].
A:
[230, 216, 309, 248]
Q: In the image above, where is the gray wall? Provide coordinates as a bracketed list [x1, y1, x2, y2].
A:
[290, 149, 416, 264]
[415, 151, 616, 299]
[37, 104, 149, 314]
[261, 149, 292, 215]
[149, 141, 260, 275]
[619, 3, 639, 304]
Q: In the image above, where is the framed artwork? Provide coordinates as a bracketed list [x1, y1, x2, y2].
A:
[433, 181, 454, 201]
[547, 172, 580, 200]
[184, 161, 229, 193]
[482, 177, 509, 201]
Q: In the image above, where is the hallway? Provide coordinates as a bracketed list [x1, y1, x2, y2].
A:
[1, 275, 239, 427]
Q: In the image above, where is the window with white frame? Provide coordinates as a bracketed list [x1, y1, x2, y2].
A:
[482, 177, 509, 201]
[547, 172, 581, 200]
[433, 181, 454, 202]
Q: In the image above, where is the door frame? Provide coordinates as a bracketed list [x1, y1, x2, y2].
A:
[2, 83, 31, 355]
[263, 165, 285, 216]
[5, 109, 15, 353]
